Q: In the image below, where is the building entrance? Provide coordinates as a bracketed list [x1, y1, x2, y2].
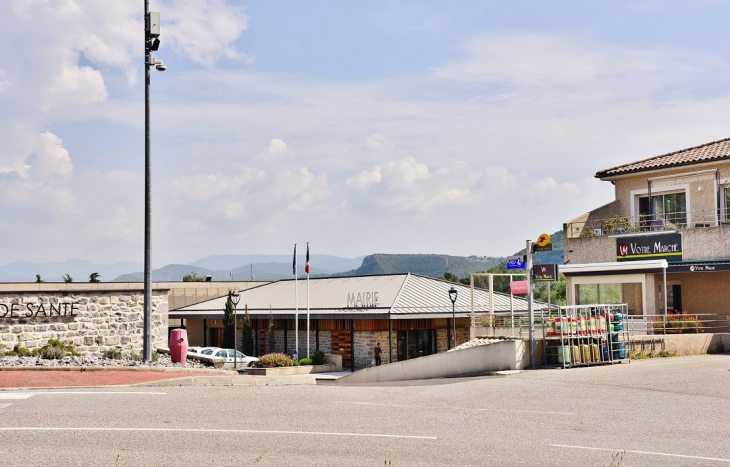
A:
[397, 330, 436, 361]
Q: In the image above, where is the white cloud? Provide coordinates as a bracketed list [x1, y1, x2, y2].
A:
[267, 138, 288, 154]
[162, 0, 250, 66]
[365, 134, 394, 153]
[346, 167, 382, 189]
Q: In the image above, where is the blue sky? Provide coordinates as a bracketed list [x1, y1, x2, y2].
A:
[2, 0, 730, 266]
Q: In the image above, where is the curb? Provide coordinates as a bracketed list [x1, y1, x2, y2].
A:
[0, 366, 235, 374]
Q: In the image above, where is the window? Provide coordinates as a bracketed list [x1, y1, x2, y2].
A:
[576, 283, 621, 305]
[639, 192, 686, 227]
[725, 187, 730, 220]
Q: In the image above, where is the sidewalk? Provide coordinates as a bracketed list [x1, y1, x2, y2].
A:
[0, 367, 350, 389]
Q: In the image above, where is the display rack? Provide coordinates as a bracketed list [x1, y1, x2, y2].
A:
[542, 304, 630, 368]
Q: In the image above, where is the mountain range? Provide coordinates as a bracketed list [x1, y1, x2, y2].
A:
[1, 231, 564, 283]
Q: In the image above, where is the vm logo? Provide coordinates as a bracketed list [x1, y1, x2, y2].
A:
[619, 244, 629, 257]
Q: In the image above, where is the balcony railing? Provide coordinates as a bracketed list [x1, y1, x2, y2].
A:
[566, 209, 729, 238]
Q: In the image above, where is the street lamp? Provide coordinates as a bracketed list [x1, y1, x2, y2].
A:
[142, 2, 166, 361]
[448, 286, 457, 349]
[232, 290, 241, 371]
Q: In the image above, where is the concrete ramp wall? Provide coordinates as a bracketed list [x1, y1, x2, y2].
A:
[337, 339, 524, 384]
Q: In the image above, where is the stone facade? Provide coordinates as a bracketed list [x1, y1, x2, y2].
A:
[353, 330, 392, 369]
[0, 291, 168, 356]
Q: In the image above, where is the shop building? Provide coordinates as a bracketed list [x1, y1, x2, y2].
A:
[170, 273, 539, 371]
[563, 137, 730, 325]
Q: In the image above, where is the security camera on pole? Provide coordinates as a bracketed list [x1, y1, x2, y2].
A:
[143, 2, 167, 361]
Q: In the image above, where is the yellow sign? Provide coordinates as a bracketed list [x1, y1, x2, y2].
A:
[537, 233, 550, 247]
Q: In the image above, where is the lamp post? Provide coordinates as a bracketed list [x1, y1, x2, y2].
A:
[232, 290, 241, 371]
[142, 1, 166, 361]
[448, 287, 457, 349]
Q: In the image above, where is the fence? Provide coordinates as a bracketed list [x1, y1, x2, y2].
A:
[472, 311, 730, 337]
[565, 209, 728, 238]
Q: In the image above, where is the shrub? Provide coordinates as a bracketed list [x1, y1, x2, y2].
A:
[130, 354, 143, 362]
[103, 349, 122, 360]
[298, 358, 313, 366]
[12, 344, 31, 357]
[252, 352, 294, 368]
[41, 346, 66, 360]
[35, 339, 81, 358]
[311, 350, 326, 365]
[292, 360, 300, 366]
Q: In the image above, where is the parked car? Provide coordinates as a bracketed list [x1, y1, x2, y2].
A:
[209, 348, 259, 369]
[187, 347, 219, 356]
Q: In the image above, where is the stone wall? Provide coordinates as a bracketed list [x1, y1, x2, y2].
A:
[353, 330, 391, 369]
[0, 291, 168, 356]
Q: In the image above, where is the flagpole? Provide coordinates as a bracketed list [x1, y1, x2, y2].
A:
[294, 243, 298, 360]
[306, 242, 310, 358]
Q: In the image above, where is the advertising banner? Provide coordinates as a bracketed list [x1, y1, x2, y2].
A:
[616, 233, 682, 262]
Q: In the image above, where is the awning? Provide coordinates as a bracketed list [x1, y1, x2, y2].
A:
[561, 260, 668, 277]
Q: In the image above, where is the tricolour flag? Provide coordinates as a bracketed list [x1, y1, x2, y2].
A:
[292, 244, 297, 275]
[305, 243, 310, 274]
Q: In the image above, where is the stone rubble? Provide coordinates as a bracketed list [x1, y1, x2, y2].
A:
[0, 353, 219, 369]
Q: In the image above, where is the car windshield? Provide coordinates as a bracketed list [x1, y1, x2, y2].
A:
[227, 350, 236, 358]
[215, 350, 227, 358]
[236, 351, 245, 358]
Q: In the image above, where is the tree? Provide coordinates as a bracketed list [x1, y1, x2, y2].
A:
[62, 274, 73, 283]
[35, 274, 44, 283]
[222, 291, 235, 349]
[443, 272, 460, 283]
[182, 272, 205, 282]
[89, 272, 101, 283]
[240, 304, 254, 355]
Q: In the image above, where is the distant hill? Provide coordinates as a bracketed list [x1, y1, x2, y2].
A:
[112, 263, 333, 282]
[0, 259, 144, 283]
[188, 254, 364, 274]
[334, 254, 506, 278]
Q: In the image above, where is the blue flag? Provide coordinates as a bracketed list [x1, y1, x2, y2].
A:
[292, 244, 297, 275]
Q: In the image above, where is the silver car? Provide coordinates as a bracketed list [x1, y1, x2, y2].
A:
[209, 348, 259, 369]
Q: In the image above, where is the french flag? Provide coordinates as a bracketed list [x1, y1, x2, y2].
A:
[292, 244, 297, 275]
[305, 243, 310, 275]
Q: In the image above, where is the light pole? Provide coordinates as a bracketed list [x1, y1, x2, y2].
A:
[448, 287, 457, 349]
[142, 2, 165, 361]
[232, 290, 241, 371]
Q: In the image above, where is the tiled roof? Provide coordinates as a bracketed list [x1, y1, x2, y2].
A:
[170, 273, 546, 318]
[595, 137, 730, 179]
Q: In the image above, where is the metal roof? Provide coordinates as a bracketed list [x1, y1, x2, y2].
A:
[170, 273, 546, 319]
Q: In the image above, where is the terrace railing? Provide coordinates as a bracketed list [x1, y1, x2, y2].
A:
[566, 209, 729, 238]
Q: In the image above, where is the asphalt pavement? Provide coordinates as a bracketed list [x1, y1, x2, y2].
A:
[0, 354, 728, 466]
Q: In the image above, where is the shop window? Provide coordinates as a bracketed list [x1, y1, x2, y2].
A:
[576, 283, 621, 305]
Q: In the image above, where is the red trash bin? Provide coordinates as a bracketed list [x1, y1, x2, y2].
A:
[169, 329, 188, 364]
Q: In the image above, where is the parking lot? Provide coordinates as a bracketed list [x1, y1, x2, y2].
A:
[1, 354, 729, 466]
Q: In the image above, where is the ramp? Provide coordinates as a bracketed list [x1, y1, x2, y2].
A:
[336, 338, 524, 384]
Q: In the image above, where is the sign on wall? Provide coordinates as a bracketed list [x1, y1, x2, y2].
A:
[616, 233, 682, 262]
[510, 281, 529, 295]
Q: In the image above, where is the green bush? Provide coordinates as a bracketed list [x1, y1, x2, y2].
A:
[292, 360, 300, 366]
[130, 354, 143, 362]
[252, 352, 294, 368]
[311, 350, 326, 365]
[103, 349, 123, 360]
[298, 358, 313, 366]
[34, 339, 81, 359]
[12, 344, 31, 357]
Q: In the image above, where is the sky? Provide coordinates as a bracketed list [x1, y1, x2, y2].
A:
[2, 0, 730, 266]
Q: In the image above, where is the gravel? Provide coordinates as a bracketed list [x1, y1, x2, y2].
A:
[0, 353, 221, 369]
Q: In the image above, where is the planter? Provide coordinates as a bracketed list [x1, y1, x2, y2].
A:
[246, 363, 336, 376]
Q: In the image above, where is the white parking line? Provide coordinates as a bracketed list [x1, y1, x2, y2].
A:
[0, 391, 166, 396]
[336, 401, 574, 416]
[551, 444, 730, 462]
[0, 427, 436, 440]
